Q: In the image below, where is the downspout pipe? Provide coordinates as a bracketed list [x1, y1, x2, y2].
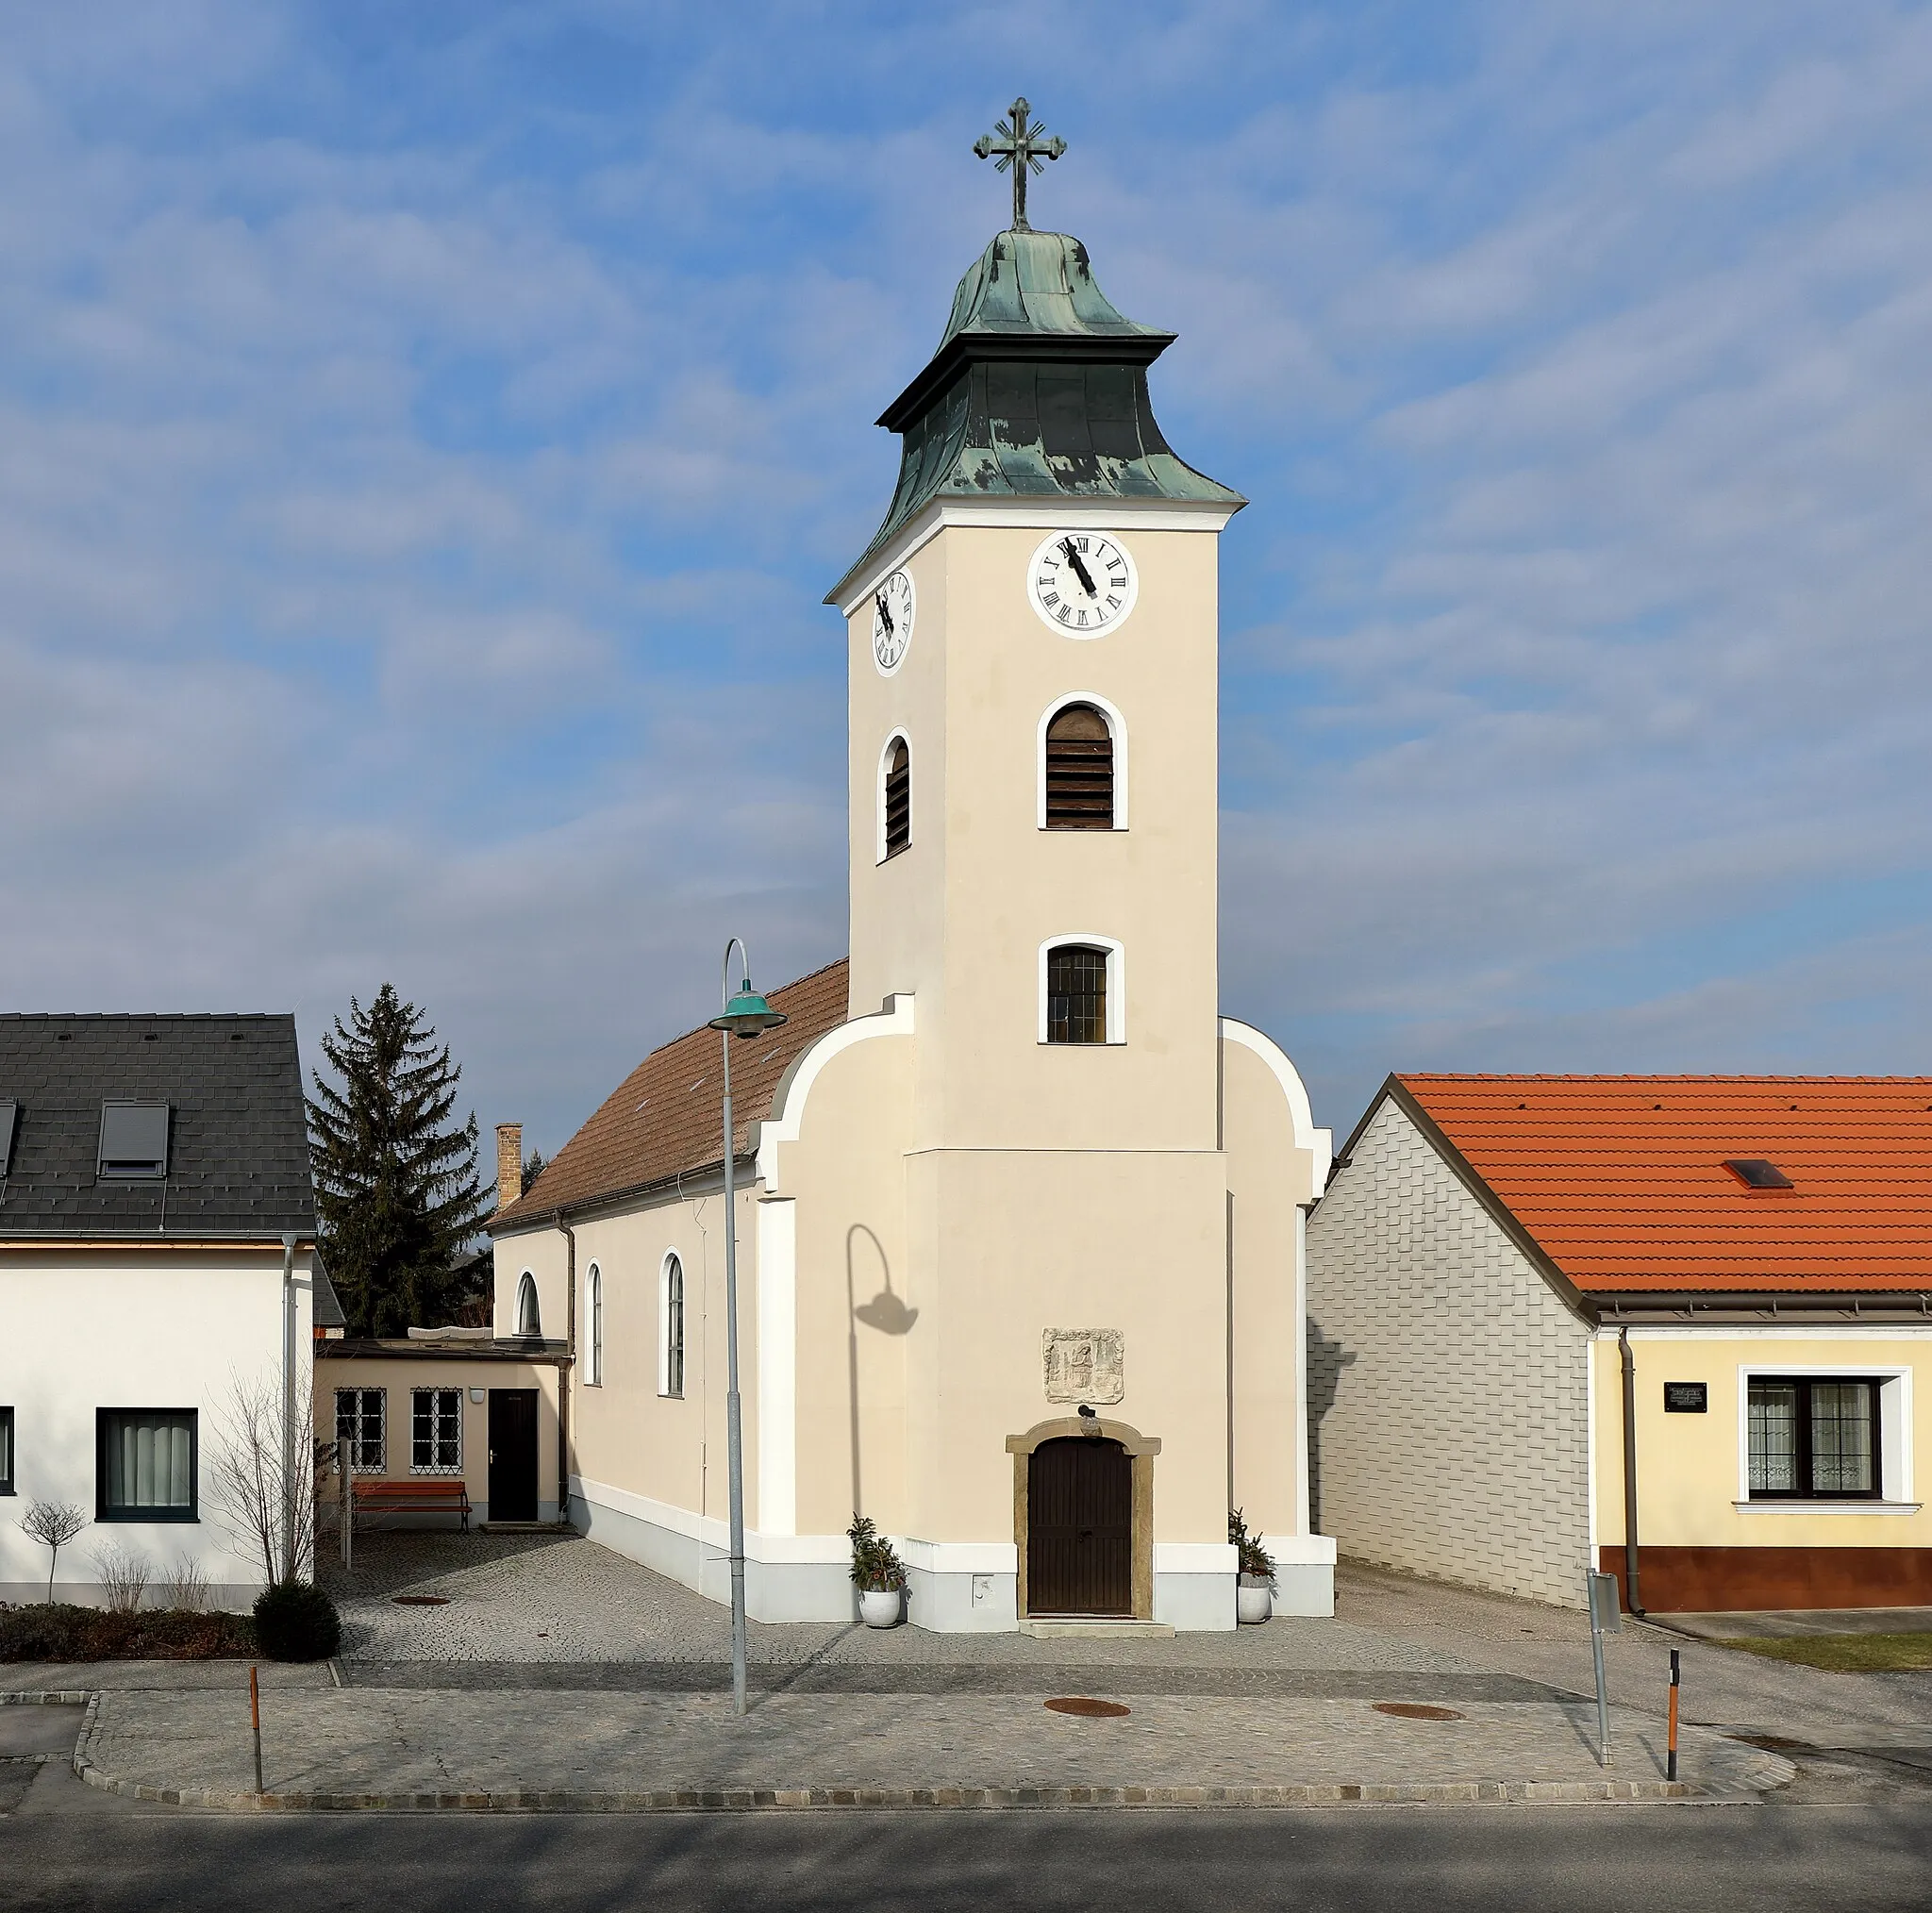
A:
[556, 1214, 575, 1530]
[280, 1233, 298, 1586]
[1619, 1326, 1644, 1617]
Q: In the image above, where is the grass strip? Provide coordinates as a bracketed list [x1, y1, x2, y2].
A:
[1717, 1631, 1932, 1672]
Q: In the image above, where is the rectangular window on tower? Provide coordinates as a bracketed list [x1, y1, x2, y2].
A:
[1046, 944, 1108, 1045]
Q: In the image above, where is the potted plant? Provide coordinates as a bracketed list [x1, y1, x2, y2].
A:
[1229, 1508, 1275, 1624]
[848, 1513, 907, 1628]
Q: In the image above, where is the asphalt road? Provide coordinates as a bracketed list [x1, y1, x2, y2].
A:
[3, 1761, 1931, 1913]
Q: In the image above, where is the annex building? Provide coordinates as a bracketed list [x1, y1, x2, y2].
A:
[489, 188, 1335, 1630]
[1308, 1074, 1932, 1614]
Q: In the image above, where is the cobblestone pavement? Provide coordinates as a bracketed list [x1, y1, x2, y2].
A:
[318, 1534, 1932, 1743]
[325, 1533, 1467, 1672]
[77, 1687, 1790, 1805]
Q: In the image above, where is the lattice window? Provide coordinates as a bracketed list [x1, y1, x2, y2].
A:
[1044, 704, 1114, 829]
[335, 1387, 387, 1472]
[1046, 943, 1108, 1045]
[883, 738, 911, 859]
[411, 1388, 462, 1475]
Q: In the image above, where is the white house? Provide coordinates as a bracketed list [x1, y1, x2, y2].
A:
[0, 1014, 327, 1609]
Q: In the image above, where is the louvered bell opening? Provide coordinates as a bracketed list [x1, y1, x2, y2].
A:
[1046, 943, 1108, 1044]
[883, 739, 911, 858]
[1044, 705, 1113, 829]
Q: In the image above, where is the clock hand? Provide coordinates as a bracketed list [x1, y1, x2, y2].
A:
[1059, 538, 1099, 599]
[874, 590, 894, 639]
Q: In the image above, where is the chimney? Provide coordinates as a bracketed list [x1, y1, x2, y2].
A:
[495, 1123, 524, 1211]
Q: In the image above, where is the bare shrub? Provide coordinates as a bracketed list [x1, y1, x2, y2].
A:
[207, 1371, 314, 1589]
[20, 1501, 88, 1603]
[94, 1547, 152, 1615]
[163, 1554, 211, 1613]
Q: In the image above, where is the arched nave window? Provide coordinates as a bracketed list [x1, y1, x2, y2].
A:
[1040, 938, 1125, 1046]
[586, 1263, 603, 1386]
[659, 1253, 686, 1398]
[880, 733, 911, 861]
[515, 1271, 541, 1338]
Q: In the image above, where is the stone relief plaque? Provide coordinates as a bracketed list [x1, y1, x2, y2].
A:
[1043, 1327, 1124, 1406]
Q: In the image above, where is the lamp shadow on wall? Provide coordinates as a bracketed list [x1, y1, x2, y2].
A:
[1305, 1317, 1356, 1537]
[846, 1223, 917, 1518]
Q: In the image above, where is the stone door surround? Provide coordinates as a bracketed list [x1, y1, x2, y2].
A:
[1007, 1417, 1159, 1621]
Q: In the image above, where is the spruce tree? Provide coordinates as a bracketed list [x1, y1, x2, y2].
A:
[307, 984, 491, 1338]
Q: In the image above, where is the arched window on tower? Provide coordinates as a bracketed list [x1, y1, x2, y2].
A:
[1043, 703, 1116, 829]
[586, 1263, 603, 1386]
[881, 735, 911, 859]
[516, 1271, 541, 1338]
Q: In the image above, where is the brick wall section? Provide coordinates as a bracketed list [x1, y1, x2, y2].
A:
[1306, 1098, 1593, 1608]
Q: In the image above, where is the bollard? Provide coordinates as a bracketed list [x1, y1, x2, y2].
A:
[250, 1664, 264, 1796]
[1667, 1648, 1680, 1782]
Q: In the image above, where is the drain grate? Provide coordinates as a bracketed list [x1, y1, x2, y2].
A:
[1373, 1702, 1465, 1722]
[391, 1595, 451, 1606]
[1044, 1697, 1130, 1719]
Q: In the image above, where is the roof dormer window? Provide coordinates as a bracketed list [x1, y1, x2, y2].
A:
[97, 1102, 170, 1180]
[1724, 1157, 1792, 1190]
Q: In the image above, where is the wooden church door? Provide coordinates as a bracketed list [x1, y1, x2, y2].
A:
[1027, 1437, 1132, 1615]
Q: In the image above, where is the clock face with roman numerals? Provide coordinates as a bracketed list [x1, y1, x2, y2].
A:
[1027, 530, 1138, 637]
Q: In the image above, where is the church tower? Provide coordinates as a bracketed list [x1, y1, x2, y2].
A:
[798, 103, 1333, 1627]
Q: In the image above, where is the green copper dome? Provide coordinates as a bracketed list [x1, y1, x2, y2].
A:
[828, 229, 1242, 605]
[936, 229, 1169, 349]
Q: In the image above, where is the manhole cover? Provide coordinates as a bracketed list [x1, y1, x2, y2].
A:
[1045, 1697, 1130, 1719]
[1373, 1703, 1464, 1722]
[391, 1595, 451, 1606]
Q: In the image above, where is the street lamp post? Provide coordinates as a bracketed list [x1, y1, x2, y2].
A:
[708, 940, 788, 1717]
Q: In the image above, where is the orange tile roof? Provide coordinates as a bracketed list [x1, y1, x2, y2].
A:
[1392, 1075, 1932, 1294]
[491, 959, 850, 1232]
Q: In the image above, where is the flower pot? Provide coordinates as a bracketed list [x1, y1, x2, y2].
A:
[858, 1588, 903, 1629]
[1236, 1576, 1273, 1625]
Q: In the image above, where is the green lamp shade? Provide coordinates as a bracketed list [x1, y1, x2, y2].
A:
[710, 983, 789, 1040]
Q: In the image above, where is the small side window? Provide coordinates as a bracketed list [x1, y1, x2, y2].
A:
[410, 1389, 463, 1474]
[516, 1272, 541, 1339]
[335, 1388, 387, 1472]
[587, 1263, 604, 1387]
[0, 1406, 13, 1495]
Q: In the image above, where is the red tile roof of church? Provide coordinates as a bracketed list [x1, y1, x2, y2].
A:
[1389, 1074, 1932, 1293]
[490, 959, 850, 1232]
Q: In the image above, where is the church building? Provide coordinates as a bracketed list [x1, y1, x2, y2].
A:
[489, 109, 1335, 1631]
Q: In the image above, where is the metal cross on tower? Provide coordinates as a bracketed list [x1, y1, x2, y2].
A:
[973, 97, 1066, 232]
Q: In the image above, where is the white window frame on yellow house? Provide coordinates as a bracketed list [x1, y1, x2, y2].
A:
[1733, 1362, 1917, 1512]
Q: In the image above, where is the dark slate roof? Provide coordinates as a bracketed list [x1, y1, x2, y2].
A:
[828, 228, 1242, 606]
[0, 1014, 316, 1239]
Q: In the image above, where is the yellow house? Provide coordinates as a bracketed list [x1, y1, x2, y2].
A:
[486, 208, 1335, 1631]
[1308, 1074, 1932, 1613]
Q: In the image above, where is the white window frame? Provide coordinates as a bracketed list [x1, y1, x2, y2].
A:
[334, 1386, 387, 1473]
[410, 1387, 464, 1477]
[1038, 935, 1126, 1045]
[515, 1270, 541, 1338]
[1037, 691, 1128, 830]
[1735, 1363, 1913, 1507]
[659, 1251, 687, 1399]
[586, 1262, 603, 1387]
[876, 727, 912, 865]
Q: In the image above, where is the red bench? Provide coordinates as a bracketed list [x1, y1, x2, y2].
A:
[350, 1479, 472, 1530]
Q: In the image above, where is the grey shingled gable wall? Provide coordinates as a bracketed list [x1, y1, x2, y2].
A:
[1306, 1096, 1593, 1609]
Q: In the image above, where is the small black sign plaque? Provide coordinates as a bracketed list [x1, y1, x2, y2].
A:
[1664, 1382, 1708, 1414]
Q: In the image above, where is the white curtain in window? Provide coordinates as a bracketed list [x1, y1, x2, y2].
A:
[107, 1412, 192, 1509]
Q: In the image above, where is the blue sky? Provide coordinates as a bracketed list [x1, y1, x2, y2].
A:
[4, 1, 1930, 1153]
